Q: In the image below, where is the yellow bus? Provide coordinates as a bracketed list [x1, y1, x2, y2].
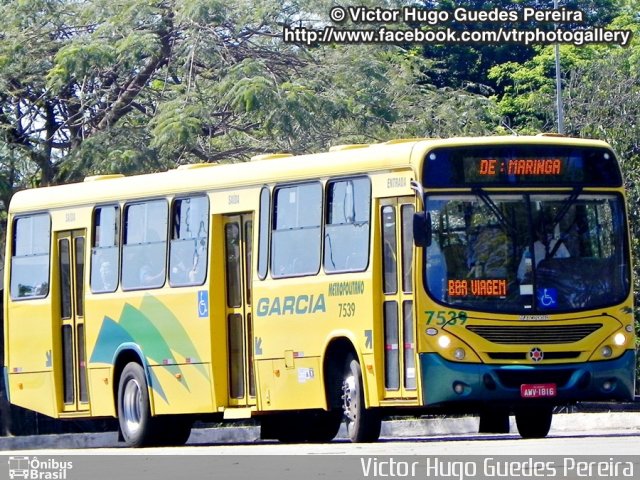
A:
[3, 135, 635, 446]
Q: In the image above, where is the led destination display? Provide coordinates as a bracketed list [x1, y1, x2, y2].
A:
[478, 158, 562, 176]
[424, 144, 622, 187]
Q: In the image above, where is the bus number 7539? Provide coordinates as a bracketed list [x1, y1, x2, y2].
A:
[425, 310, 468, 326]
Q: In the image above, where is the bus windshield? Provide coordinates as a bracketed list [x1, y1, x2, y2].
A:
[424, 192, 629, 313]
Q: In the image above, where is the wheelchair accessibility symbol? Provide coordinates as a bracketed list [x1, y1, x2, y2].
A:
[198, 290, 209, 318]
[537, 288, 557, 309]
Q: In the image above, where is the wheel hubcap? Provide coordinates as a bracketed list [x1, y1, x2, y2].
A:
[342, 374, 357, 423]
[122, 378, 142, 435]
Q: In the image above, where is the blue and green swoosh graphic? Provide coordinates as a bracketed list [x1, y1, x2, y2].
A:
[89, 295, 208, 402]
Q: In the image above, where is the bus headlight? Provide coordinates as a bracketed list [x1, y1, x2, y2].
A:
[613, 333, 626, 347]
[428, 332, 480, 363]
[438, 335, 451, 348]
[590, 330, 629, 361]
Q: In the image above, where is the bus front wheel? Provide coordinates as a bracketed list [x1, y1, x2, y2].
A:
[515, 405, 553, 439]
[117, 362, 155, 447]
[342, 355, 381, 442]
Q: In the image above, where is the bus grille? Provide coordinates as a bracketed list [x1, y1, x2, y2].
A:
[466, 324, 602, 345]
[487, 351, 581, 360]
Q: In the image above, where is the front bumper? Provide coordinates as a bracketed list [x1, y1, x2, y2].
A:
[420, 350, 636, 406]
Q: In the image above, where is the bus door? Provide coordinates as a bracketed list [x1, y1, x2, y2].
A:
[223, 214, 256, 408]
[56, 229, 90, 413]
[379, 198, 417, 400]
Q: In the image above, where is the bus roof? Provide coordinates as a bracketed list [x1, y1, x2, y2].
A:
[8, 135, 613, 213]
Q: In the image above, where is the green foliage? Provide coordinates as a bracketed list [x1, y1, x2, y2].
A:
[150, 99, 204, 157]
[48, 43, 117, 88]
[221, 62, 277, 113]
[419, 0, 621, 92]
[61, 125, 166, 180]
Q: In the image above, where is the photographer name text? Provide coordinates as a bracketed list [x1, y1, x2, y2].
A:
[360, 457, 634, 478]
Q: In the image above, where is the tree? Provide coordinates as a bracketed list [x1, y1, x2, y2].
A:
[417, 0, 621, 93]
[0, 0, 177, 208]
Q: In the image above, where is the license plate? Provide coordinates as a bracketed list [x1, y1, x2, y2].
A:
[520, 383, 557, 398]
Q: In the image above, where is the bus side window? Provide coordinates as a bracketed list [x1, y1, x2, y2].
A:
[169, 196, 209, 287]
[10, 214, 51, 299]
[91, 205, 119, 293]
[121, 200, 168, 290]
[324, 177, 371, 273]
[271, 182, 322, 278]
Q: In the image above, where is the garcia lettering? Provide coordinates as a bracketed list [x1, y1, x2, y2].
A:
[256, 294, 326, 317]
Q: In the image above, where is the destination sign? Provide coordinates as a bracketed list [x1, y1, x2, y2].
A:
[478, 158, 562, 176]
[448, 279, 507, 297]
[424, 144, 622, 187]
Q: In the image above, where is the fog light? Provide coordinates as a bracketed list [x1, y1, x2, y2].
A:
[438, 335, 451, 348]
[454, 348, 466, 360]
[603, 381, 613, 391]
[601, 346, 613, 358]
[625, 324, 633, 333]
[453, 382, 465, 394]
[613, 333, 626, 346]
[426, 328, 438, 336]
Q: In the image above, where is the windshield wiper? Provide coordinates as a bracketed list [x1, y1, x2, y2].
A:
[550, 187, 583, 229]
[472, 187, 518, 238]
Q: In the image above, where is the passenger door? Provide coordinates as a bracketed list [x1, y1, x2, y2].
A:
[379, 198, 417, 400]
[223, 214, 256, 408]
[56, 229, 90, 413]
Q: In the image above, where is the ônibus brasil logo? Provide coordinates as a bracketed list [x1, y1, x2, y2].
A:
[8, 456, 73, 480]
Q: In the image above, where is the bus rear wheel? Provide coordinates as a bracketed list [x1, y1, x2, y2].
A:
[342, 355, 381, 442]
[117, 362, 156, 447]
[515, 405, 553, 439]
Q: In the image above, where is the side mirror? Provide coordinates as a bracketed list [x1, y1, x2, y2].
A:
[413, 212, 432, 248]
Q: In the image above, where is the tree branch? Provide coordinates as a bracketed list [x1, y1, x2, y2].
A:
[95, 10, 174, 131]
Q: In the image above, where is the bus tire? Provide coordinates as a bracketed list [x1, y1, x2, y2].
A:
[515, 405, 553, 439]
[117, 362, 156, 447]
[342, 355, 381, 443]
